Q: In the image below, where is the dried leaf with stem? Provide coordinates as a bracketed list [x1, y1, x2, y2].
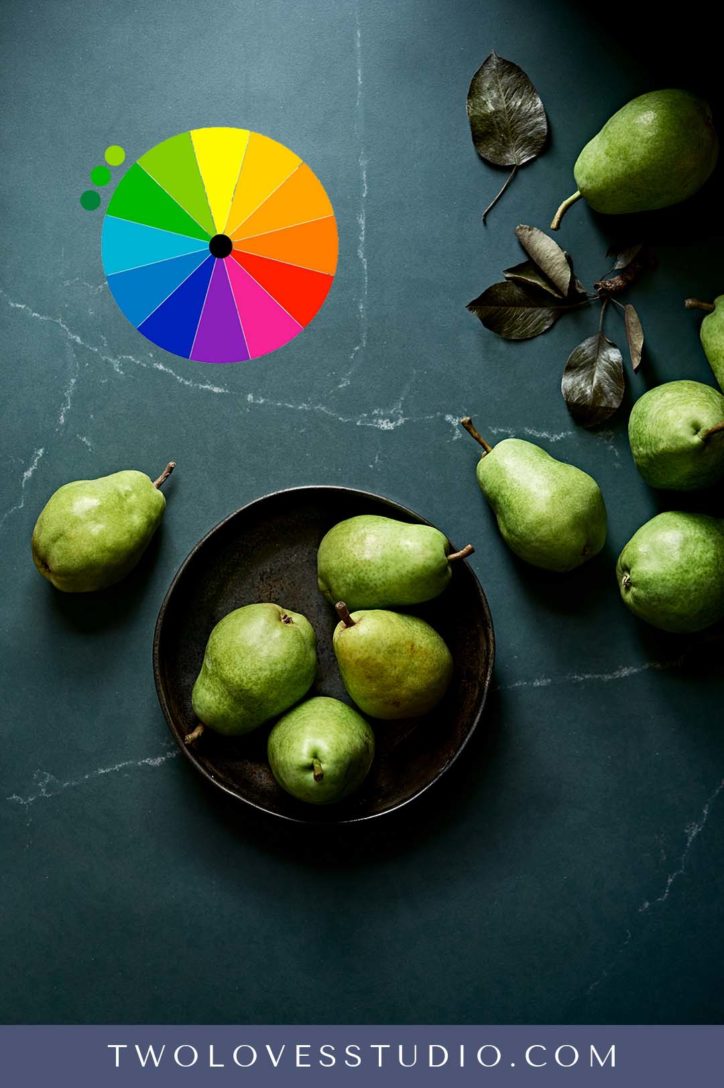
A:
[467, 53, 548, 223]
[561, 302, 625, 426]
[467, 281, 585, 340]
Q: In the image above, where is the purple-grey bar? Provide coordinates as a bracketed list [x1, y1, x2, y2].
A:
[0, 1025, 721, 1085]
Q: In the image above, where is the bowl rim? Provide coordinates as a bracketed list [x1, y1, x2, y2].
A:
[152, 484, 496, 826]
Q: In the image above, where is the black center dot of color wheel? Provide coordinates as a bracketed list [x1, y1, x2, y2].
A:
[209, 234, 233, 258]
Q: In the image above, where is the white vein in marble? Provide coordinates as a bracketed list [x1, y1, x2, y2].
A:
[500, 655, 686, 691]
[2, 292, 628, 463]
[1, 290, 230, 395]
[61, 277, 105, 294]
[638, 778, 724, 913]
[587, 778, 724, 995]
[338, 2, 368, 389]
[6, 749, 179, 809]
[56, 348, 80, 428]
[0, 445, 45, 531]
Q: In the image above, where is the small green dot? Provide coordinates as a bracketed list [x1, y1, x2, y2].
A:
[90, 165, 111, 186]
[104, 144, 126, 166]
[80, 190, 101, 211]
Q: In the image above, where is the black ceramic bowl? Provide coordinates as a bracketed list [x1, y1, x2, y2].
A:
[153, 486, 495, 824]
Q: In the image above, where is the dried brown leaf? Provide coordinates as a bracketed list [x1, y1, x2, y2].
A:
[467, 281, 565, 340]
[624, 303, 644, 371]
[561, 333, 625, 426]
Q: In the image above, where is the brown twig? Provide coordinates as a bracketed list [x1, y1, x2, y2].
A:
[153, 461, 176, 488]
[448, 544, 475, 562]
[459, 416, 492, 453]
[685, 298, 715, 313]
[482, 165, 518, 224]
[550, 190, 582, 230]
[184, 723, 205, 745]
[594, 249, 651, 297]
[335, 602, 355, 627]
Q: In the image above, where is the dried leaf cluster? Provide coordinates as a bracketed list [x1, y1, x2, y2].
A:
[467, 226, 649, 426]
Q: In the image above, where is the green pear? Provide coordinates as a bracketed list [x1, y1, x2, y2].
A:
[189, 603, 317, 740]
[551, 90, 718, 229]
[267, 696, 375, 805]
[32, 461, 175, 592]
[460, 418, 607, 572]
[686, 296, 724, 391]
[332, 603, 453, 720]
[701, 297, 724, 391]
[628, 381, 724, 490]
[616, 512, 724, 632]
[317, 514, 474, 611]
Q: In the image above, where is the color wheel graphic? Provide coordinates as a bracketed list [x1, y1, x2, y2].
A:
[101, 128, 338, 363]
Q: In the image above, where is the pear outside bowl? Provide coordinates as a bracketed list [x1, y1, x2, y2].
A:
[153, 486, 495, 825]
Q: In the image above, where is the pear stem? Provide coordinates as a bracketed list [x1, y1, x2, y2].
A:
[482, 165, 518, 224]
[702, 420, 724, 442]
[335, 601, 355, 627]
[550, 190, 582, 231]
[312, 758, 324, 782]
[684, 298, 715, 313]
[153, 461, 176, 488]
[459, 416, 492, 454]
[448, 544, 475, 562]
[184, 723, 205, 745]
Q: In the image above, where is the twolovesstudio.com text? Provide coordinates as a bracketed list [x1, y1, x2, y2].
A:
[107, 1041, 616, 1071]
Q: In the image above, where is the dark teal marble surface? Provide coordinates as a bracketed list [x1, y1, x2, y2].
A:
[1, 0, 722, 1024]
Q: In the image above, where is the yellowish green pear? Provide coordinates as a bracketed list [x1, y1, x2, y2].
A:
[32, 461, 175, 592]
[617, 512, 724, 632]
[333, 603, 453, 720]
[628, 380, 724, 490]
[551, 90, 718, 229]
[461, 418, 607, 571]
[317, 514, 473, 611]
[189, 603, 317, 741]
[268, 696, 375, 805]
[686, 296, 724, 391]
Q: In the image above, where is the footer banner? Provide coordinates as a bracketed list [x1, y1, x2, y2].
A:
[0, 1025, 720, 1085]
